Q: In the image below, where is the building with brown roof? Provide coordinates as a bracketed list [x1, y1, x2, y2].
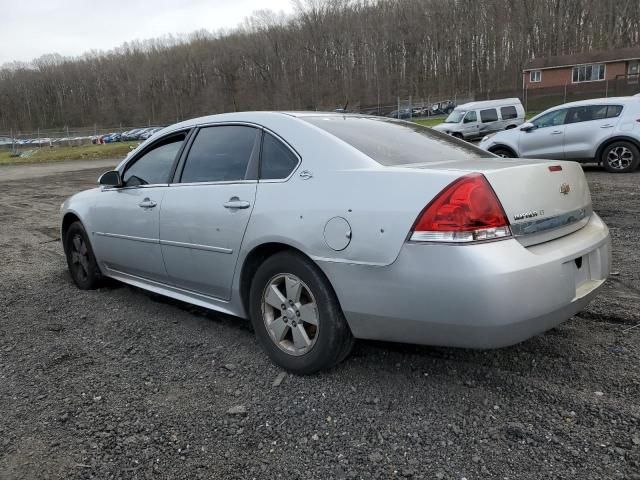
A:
[522, 47, 640, 90]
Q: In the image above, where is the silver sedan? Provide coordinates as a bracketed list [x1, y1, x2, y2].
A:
[61, 112, 611, 373]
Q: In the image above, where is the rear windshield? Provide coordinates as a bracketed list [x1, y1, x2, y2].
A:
[302, 116, 493, 166]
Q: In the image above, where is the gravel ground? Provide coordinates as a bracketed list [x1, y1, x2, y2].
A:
[1, 165, 639, 480]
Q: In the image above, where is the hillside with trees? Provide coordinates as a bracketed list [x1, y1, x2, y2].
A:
[1, 0, 639, 130]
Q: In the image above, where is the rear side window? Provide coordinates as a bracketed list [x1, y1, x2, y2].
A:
[566, 105, 622, 124]
[566, 106, 594, 123]
[123, 134, 185, 187]
[180, 126, 258, 183]
[480, 109, 498, 123]
[606, 105, 623, 118]
[302, 116, 493, 166]
[500, 106, 517, 120]
[260, 133, 299, 180]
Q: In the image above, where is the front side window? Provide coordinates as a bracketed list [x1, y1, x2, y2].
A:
[572, 63, 606, 83]
[180, 126, 258, 183]
[530, 70, 542, 82]
[480, 109, 498, 123]
[260, 133, 299, 180]
[123, 134, 186, 187]
[501, 106, 518, 120]
[463, 111, 477, 123]
[531, 109, 568, 129]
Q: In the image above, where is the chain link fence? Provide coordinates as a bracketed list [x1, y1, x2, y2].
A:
[0, 125, 165, 157]
[2, 76, 638, 151]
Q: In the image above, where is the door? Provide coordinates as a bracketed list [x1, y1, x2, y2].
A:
[518, 108, 568, 159]
[91, 133, 187, 282]
[563, 104, 623, 160]
[479, 108, 500, 136]
[461, 111, 479, 138]
[160, 125, 261, 300]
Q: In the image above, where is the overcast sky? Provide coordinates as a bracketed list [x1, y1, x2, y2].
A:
[0, 0, 295, 66]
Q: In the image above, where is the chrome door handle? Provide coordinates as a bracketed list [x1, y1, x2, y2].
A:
[223, 198, 251, 209]
[600, 124, 614, 128]
[138, 198, 157, 208]
[551, 130, 563, 135]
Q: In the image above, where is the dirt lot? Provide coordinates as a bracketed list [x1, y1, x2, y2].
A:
[1, 164, 639, 480]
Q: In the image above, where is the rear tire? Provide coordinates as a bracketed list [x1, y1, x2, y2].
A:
[249, 251, 354, 374]
[491, 147, 515, 158]
[601, 141, 640, 173]
[64, 221, 102, 290]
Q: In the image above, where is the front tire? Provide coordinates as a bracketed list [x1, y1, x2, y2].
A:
[491, 147, 516, 158]
[601, 141, 640, 173]
[64, 221, 103, 289]
[249, 251, 354, 374]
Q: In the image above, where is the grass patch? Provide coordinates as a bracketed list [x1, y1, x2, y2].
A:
[0, 142, 138, 165]
[414, 111, 542, 129]
[413, 117, 444, 128]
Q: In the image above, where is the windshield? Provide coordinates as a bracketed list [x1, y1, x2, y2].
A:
[302, 115, 493, 166]
[444, 110, 466, 123]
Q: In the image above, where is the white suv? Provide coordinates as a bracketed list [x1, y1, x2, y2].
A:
[478, 97, 640, 173]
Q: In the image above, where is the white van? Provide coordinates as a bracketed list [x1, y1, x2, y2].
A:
[432, 98, 525, 140]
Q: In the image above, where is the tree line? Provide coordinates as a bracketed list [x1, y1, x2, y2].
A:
[1, 0, 639, 131]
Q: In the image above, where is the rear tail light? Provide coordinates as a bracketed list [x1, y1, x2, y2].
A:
[410, 173, 511, 243]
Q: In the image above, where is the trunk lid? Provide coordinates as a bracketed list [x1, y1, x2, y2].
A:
[402, 158, 592, 246]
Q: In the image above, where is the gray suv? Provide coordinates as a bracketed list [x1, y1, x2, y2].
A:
[479, 97, 640, 173]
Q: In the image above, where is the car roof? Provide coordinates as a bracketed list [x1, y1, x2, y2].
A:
[163, 111, 377, 130]
[548, 96, 640, 109]
[456, 98, 522, 110]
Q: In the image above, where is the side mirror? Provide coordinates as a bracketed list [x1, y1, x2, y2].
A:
[98, 170, 122, 188]
[520, 122, 535, 132]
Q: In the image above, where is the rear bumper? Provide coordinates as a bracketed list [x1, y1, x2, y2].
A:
[318, 213, 610, 348]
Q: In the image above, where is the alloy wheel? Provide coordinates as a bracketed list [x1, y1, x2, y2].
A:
[70, 234, 90, 282]
[261, 274, 319, 356]
[606, 146, 634, 170]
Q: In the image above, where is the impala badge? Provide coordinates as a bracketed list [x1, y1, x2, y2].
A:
[560, 183, 571, 195]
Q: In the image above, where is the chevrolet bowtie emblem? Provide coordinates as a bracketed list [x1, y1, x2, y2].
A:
[560, 183, 571, 195]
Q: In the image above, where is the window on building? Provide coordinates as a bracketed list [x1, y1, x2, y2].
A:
[530, 70, 542, 83]
[572, 63, 606, 83]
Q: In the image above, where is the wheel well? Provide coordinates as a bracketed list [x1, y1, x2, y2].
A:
[505, 124, 517, 130]
[489, 144, 517, 157]
[239, 243, 311, 316]
[596, 136, 640, 163]
[61, 212, 81, 243]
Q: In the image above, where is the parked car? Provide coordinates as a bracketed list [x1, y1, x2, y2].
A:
[60, 112, 610, 373]
[0, 136, 15, 148]
[121, 128, 145, 141]
[139, 127, 163, 140]
[387, 108, 412, 119]
[478, 97, 640, 173]
[430, 100, 456, 116]
[433, 98, 525, 140]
